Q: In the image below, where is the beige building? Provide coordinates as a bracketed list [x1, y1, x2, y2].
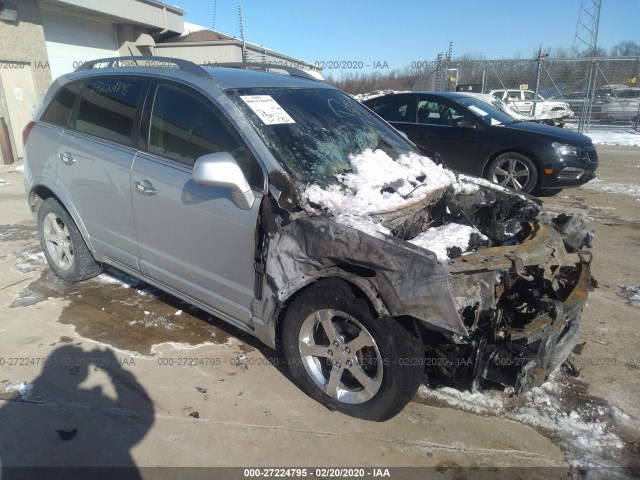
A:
[155, 27, 318, 72]
[0, 1, 314, 162]
[0, 0, 184, 161]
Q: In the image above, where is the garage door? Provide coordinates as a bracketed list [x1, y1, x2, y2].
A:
[41, 8, 118, 80]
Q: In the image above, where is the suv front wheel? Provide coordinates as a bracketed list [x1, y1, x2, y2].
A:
[282, 279, 424, 421]
[38, 198, 102, 282]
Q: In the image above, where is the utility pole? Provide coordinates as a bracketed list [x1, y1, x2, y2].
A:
[238, 5, 246, 63]
[533, 46, 547, 117]
[572, 0, 601, 57]
[572, 0, 602, 133]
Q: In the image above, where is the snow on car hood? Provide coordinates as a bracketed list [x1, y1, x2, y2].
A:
[303, 149, 487, 260]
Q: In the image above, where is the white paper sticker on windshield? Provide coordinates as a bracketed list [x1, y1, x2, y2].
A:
[240, 95, 296, 125]
[468, 105, 488, 117]
[490, 118, 501, 126]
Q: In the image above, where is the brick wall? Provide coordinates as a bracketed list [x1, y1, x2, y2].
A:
[0, 0, 52, 160]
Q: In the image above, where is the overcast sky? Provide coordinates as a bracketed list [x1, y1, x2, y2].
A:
[177, 0, 640, 71]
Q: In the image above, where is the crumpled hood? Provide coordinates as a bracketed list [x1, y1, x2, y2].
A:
[299, 146, 544, 262]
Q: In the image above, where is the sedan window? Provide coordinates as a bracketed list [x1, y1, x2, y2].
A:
[370, 97, 411, 122]
[452, 96, 516, 126]
[417, 100, 464, 126]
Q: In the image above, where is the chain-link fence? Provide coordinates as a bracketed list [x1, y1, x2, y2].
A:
[414, 56, 640, 133]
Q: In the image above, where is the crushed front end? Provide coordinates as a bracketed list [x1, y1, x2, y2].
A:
[423, 184, 593, 394]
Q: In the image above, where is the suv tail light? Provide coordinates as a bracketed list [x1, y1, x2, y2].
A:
[23, 121, 35, 146]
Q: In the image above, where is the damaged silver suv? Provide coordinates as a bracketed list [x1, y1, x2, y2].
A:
[24, 57, 593, 421]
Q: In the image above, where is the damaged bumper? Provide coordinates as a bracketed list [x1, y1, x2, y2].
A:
[473, 253, 591, 394]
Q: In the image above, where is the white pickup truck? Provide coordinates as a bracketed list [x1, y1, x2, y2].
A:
[489, 89, 574, 127]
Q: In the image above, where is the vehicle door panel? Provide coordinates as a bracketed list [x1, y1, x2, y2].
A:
[405, 96, 482, 174]
[131, 81, 264, 324]
[56, 132, 139, 268]
[131, 154, 260, 323]
[55, 76, 148, 270]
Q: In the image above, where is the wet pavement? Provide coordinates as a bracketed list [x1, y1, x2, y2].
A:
[1, 151, 639, 476]
[6, 223, 255, 355]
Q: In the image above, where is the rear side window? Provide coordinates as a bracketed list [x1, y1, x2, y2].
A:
[148, 82, 263, 188]
[370, 97, 411, 122]
[40, 81, 83, 128]
[76, 77, 146, 146]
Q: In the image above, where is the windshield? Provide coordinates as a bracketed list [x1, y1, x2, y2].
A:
[452, 96, 518, 125]
[226, 87, 418, 186]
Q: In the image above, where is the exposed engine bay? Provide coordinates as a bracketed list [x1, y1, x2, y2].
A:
[260, 171, 593, 394]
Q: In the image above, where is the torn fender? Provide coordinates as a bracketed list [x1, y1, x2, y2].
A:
[264, 216, 468, 338]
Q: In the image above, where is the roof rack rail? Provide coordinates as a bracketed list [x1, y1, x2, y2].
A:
[207, 62, 322, 81]
[75, 56, 212, 79]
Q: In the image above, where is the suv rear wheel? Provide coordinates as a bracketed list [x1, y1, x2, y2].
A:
[282, 279, 424, 421]
[38, 198, 102, 282]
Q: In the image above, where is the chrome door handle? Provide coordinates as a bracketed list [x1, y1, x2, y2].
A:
[134, 180, 157, 195]
[60, 152, 75, 165]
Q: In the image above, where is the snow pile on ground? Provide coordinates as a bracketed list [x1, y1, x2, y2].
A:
[616, 285, 640, 307]
[14, 164, 24, 173]
[304, 149, 489, 260]
[351, 90, 409, 102]
[0, 179, 7, 186]
[419, 374, 627, 469]
[1, 381, 33, 400]
[96, 267, 143, 288]
[586, 130, 640, 147]
[581, 178, 640, 197]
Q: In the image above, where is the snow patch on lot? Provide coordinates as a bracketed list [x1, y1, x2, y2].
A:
[97, 267, 143, 289]
[150, 341, 230, 355]
[616, 285, 640, 307]
[586, 131, 640, 147]
[0, 179, 8, 186]
[581, 179, 640, 197]
[1, 381, 33, 400]
[419, 374, 631, 470]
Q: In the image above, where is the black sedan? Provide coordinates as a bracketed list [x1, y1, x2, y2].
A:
[362, 92, 599, 194]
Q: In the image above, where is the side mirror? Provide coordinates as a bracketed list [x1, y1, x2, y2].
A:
[193, 152, 255, 210]
[452, 117, 476, 129]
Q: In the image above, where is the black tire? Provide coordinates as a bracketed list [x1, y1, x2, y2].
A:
[37, 198, 102, 282]
[486, 152, 538, 193]
[282, 279, 424, 421]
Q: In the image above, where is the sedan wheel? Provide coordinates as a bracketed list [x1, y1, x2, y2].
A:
[487, 153, 538, 193]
